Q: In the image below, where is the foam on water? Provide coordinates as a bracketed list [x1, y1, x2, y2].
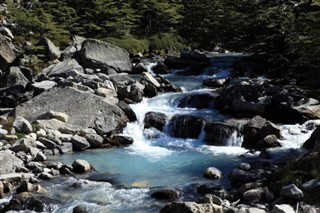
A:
[277, 120, 320, 149]
[49, 178, 151, 213]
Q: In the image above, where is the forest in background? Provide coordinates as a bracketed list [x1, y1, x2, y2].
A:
[3, 0, 320, 94]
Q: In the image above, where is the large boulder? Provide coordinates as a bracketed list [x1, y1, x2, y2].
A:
[168, 115, 203, 139]
[79, 38, 132, 73]
[303, 126, 320, 150]
[144, 112, 167, 131]
[0, 151, 24, 174]
[38, 37, 61, 60]
[0, 36, 16, 71]
[41, 59, 84, 77]
[280, 184, 304, 200]
[72, 159, 91, 173]
[14, 87, 129, 135]
[204, 122, 240, 146]
[1, 66, 29, 89]
[242, 116, 281, 149]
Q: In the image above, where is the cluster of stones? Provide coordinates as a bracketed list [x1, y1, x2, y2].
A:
[155, 161, 318, 213]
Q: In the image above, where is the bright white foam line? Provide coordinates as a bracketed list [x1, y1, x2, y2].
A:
[122, 122, 173, 161]
[197, 145, 248, 155]
[278, 120, 320, 149]
[53, 178, 150, 212]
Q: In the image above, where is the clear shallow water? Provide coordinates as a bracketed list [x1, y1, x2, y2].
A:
[47, 54, 318, 212]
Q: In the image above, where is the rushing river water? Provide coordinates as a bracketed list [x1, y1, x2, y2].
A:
[46, 54, 318, 213]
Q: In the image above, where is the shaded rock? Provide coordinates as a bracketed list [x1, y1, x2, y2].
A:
[117, 101, 137, 122]
[108, 135, 133, 147]
[204, 167, 222, 179]
[132, 62, 148, 74]
[80, 38, 132, 73]
[169, 115, 203, 139]
[215, 81, 266, 112]
[301, 179, 320, 193]
[0, 36, 16, 71]
[117, 84, 143, 103]
[196, 183, 226, 197]
[3, 66, 29, 90]
[38, 172, 54, 180]
[280, 184, 303, 200]
[13, 117, 33, 133]
[271, 204, 295, 213]
[243, 188, 264, 202]
[242, 116, 280, 149]
[180, 50, 210, 63]
[16, 181, 40, 193]
[151, 62, 169, 74]
[73, 204, 89, 213]
[144, 112, 167, 131]
[38, 37, 61, 60]
[71, 135, 90, 151]
[232, 96, 265, 115]
[164, 56, 189, 69]
[151, 189, 178, 201]
[0, 151, 24, 174]
[203, 78, 229, 88]
[84, 134, 104, 148]
[229, 168, 264, 184]
[141, 72, 160, 88]
[34, 152, 47, 162]
[160, 202, 223, 213]
[42, 59, 84, 77]
[2, 192, 59, 212]
[72, 159, 91, 173]
[303, 126, 320, 150]
[14, 87, 128, 135]
[38, 137, 60, 150]
[204, 122, 240, 146]
[143, 83, 157, 98]
[255, 134, 280, 149]
[177, 93, 216, 109]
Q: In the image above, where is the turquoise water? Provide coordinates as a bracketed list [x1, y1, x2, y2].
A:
[46, 54, 315, 212]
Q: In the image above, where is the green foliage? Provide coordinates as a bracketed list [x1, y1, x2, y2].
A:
[5, 0, 320, 93]
[104, 36, 149, 55]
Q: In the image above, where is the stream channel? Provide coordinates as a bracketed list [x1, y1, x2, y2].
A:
[45, 53, 317, 213]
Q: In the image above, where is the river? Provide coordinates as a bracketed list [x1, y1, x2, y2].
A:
[47, 53, 317, 213]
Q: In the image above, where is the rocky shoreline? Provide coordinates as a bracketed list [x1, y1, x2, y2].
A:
[0, 5, 320, 212]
